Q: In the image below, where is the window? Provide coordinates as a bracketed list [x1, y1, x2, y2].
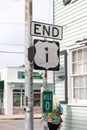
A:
[0, 90, 3, 107]
[33, 90, 40, 107]
[18, 71, 25, 79]
[0, 80, 4, 107]
[13, 89, 41, 107]
[13, 89, 25, 107]
[70, 47, 87, 104]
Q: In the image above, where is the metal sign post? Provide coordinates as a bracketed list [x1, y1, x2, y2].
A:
[25, 0, 33, 130]
[43, 70, 48, 130]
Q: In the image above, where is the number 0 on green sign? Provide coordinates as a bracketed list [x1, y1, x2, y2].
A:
[42, 91, 53, 113]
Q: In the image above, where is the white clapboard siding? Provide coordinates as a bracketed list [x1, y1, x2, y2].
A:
[62, 105, 87, 130]
[54, 0, 87, 25]
[54, 0, 87, 50]
[54, 0, 87, 130]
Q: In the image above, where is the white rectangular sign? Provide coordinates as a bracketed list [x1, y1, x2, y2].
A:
[30, 21, 63, 40]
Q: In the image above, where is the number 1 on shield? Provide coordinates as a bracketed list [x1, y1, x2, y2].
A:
[45, 47, 48, 62]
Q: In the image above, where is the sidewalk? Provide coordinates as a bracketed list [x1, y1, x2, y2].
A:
[0, 113, 42, 120]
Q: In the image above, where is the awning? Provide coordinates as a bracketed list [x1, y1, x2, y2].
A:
[8, 82, 25, 89]
[7, 82, 53, 90]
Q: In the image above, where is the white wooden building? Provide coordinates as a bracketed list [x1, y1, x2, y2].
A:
[0, 67, 53, 115]
[54, 0, 87, 130]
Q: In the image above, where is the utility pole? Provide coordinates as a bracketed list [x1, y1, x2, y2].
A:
[25, 0, 33, 130]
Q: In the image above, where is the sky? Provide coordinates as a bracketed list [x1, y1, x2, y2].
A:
[0, 0, 53, 68]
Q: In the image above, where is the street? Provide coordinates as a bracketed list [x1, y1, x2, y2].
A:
[0, 119, 44, 130]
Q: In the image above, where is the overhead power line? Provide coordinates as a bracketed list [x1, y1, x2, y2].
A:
[0, 43, 24, 46]
[0, 22, 24, 25]
[0, 51, 24, 54]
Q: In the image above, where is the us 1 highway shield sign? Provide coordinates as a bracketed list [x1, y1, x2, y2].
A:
[34, 39, 60, 71]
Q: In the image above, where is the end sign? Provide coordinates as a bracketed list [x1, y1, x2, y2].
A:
[42, 91, 53, 113]
[30, 21, 63, 40]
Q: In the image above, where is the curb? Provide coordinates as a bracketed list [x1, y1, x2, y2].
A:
[0, 118, 24, 120]
[0, 114, 42, 120]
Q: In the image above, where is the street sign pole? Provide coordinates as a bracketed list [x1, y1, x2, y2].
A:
[25, 0, 33, 130]
[43, 70, 48, 130]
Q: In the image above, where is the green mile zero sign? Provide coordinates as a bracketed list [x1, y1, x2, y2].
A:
[42, 91, 53, 113]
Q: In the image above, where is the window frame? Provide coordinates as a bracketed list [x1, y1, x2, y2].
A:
[18, 71, 25, 79]
[54, 50, 68, 104]
[68, 46, 87, 105]
[13, 89, 25, 108]
[60, 50, 68, 104]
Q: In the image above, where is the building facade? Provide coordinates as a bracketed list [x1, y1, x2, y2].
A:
[0, 67, 54, 115]
[54, 0, 87, 130]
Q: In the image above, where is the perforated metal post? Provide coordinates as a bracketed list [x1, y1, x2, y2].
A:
[43, 70, 48, 130]
[25, 0, 33, 130]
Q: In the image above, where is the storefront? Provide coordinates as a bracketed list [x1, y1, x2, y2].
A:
[12, 82, 53, 114]
[0, 67, 54, 115]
